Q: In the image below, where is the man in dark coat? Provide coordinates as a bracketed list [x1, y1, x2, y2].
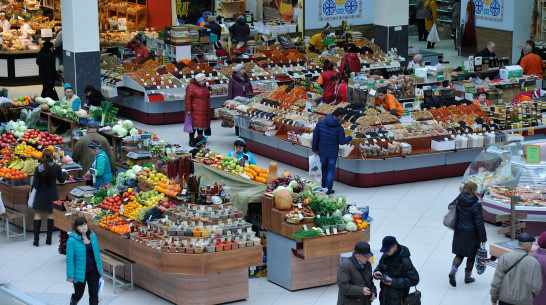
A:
[204, 16, 222, 39]
[36, 41, 59, 100]
[229, 15, 250, 45]
[374, 236, 419, 305]
[337, 242, 377, 305]
[475, 41, 496, 58]
[312, 108, 352, 195]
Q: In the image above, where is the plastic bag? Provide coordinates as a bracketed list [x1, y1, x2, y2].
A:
[184, 113, 193, 133]
[308, 154, 322, 183]
[427, 23, 440, 43]
[0, 191, 5, 214]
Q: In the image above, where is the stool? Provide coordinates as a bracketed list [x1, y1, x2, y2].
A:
[0, 207, 26, 243]
[99, 249, 134, 294]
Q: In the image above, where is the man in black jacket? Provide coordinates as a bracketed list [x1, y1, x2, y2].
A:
[204, 16, 221, 39]
[337, 242, 377, 305]
[373, 236, 419, 305]
[475, 41, 496, 58]
[36, 41, 59, 100]
[229, 15, 250, 45]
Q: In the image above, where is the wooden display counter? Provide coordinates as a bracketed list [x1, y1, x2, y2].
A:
[53, 209, 263, 305]
[0, 50, 41, 86]
[262, 194, 370, 290]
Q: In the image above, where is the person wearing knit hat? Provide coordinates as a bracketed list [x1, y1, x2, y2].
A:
[228, 63, 252, 100]
[61, 83, 82, 111]
[185, 72, 211, 146]
[204, 15, 221, 39]
[531, 231, 546, 305]
[317, 59, 338, 104]
[198, 11, 212, 26]
[85, 139, 113, 190]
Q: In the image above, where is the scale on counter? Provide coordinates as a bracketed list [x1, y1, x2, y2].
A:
[126, 150, 153, 160]
[70, 186, 98, 197]
[62, 162, 83, 171]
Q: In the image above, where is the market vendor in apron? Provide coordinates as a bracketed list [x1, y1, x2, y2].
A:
[375, 87, 404, 117]
[331, 75, 348, 105]
[511, 88, 546, 105]
[317, 60, 337, 104]
[85, 140, 113, 189]
[18, 16, 33, 38]
[227, 138, 256, 165]
[306, 30, 329, 54]
[473, 88, 491, 107]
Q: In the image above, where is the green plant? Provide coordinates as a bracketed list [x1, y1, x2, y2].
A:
[292, 228, 324, 242]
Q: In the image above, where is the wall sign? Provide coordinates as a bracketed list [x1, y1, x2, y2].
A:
[473, 0, 504, 23]
[319, 0, 362, 22]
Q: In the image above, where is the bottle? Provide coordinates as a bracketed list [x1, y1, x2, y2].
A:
[220, 191, 226, 202]
[213, 182, 218, 195]
[206, 184, 212, 204]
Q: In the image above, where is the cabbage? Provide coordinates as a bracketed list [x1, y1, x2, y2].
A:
[47, 99, 56, 107]
[111, 125, 122, 133]
[129, 128, 139, 136]
[35, 97, 44, 104]
[346, 222, 357, 232]
[132, 165, 142, 173]
[272, 186, 286, 195]
[125, 169, 134, 177]
[333, 209, 342, 217]
[117, 128, 128, 137]
[288, 180, 298, 189]
[343, 214, 354, 223]
[122, 120, 134, 130]
[76, 110, 87, 118]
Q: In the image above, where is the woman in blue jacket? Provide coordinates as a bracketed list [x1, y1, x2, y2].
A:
[312, 108, 352, 194]
[227, 138, 257, 165]
[84, 140, 113, 189]
[66, 217, 103, 305]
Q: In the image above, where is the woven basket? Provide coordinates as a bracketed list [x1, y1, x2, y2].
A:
[138, 178, 154, 192]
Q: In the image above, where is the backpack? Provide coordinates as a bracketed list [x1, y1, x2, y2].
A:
[425, 1, 434, 19]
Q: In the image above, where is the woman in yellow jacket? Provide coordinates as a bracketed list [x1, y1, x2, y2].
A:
[425, 0, 437, 49]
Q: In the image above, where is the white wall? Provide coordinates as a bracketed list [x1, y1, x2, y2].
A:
[374, 0, 408, 27]
[304, 0, 375, 30]
[460, 0, 515, 32]
[511, 0, 533, 63]
[61, 0, 100, 53]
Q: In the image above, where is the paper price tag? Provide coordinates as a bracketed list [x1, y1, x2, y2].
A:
[227, 219, 232, 224]
[325, 228, 331, 235]
[191, 221, 196, 226]
[198, 221, 203, 227]
[200, 205, 205, 211]
[332, 227, 338, 234]
[182, 189, 187, 195]
[373, 139, 378, 143]
[237, 229, 242, 234]
[227, 231, 232, 236]
[246, 227, 252, 233]
[298, 213, 303, 219]
[317, 214, 321, 218]
[369, 89, 377, 96]
[444, 137, 449, 141]
[303, 224, 308, 231]
[207, 207, 213, 211]
[191, 238, 197, 244]
[297, 203, 302, 209]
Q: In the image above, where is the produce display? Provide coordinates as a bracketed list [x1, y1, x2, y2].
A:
[195, 149, 271, 184]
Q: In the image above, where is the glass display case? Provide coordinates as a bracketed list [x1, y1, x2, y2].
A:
[461, 145, 512, 194]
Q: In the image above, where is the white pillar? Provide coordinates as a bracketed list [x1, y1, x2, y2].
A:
[374, 0, 409, 60]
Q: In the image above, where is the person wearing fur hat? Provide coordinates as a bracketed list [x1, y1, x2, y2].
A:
[185, 73, 211, 146]
[204, 15, 221, 39]
[531, 232, 546, 305]
[474, 88, 491, 107]
[61, 83, 82, 111]
[228, 63, 253, 99]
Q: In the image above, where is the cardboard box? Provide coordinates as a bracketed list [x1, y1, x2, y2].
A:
[432, 137, 456, 151]
[500, 65, 523, 80]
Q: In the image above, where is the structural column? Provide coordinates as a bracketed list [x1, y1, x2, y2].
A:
[374, 0, 409, 61]
[61, 0, 100, 100]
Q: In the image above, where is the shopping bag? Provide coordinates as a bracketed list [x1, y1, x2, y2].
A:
[443, 200, 457, 230]
[427, 23, 440, 43]
[402, 286, 421, 305]
[308, 155, 322, 183]
[184, 113, 193, 133]
[475, 245, 488, 275]
[0, 191, 5, 215]
[27, 188, 36, 207]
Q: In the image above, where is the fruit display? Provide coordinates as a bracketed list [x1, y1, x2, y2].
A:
[0, 167, 29, 181]
[154, 179, 183, 198]
[98, 195, 124, 213]
[7, 158, 39, 175]
[0, 131, 19, 148]
[20, 130, 65, 146]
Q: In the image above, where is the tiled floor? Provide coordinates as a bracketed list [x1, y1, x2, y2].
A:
[0, 40, 507, 305]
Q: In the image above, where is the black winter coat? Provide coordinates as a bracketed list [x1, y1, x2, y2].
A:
[451, 193, 487, 258]
[36, 49, 57, 82]
[337, 254, 377, 305]
[205, 22, 222, 38]
[86, 91, 105, 108]
[374, 246, 419, 305]
[32, 162, 67, 211]
[229, 18, 250, 44]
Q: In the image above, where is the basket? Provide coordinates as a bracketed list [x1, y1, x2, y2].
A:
[137, 178, 154, 192]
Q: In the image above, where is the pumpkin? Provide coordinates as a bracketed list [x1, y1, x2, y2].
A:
[275, 189, 293, 210]
[303, 197, 312, 206]
[281, 170, 291, 178]
[266, 161, 278, 184]
[40, 104, 49, 111]
[12, 102, 20, 107]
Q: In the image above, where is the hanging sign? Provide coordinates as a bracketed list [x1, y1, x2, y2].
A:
[319, 0, 362, 22]
[473, 0, 504, 23]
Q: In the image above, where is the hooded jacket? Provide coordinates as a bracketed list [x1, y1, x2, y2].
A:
[66, 231, 103, 283]
[31, 162, 67, 211]
[374, 246, 420, 305]
[451, 193, 487, 258]
[337, 254, 377, 305]
[205, 21, 222, 38]
[229, 16, 250, 44]
[339, 53, 361, 80]
[228, 72, 253, 99]
[530, 248, 546, 305]
[36, 48, 57, 82]
[185, 78, 211, 129]
[312, 114, 352, 158]
[72, 131, 116, 177]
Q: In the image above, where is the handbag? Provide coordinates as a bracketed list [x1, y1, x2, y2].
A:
[424, 1, 434, 19]
[443, 200, 457, 230]
[475, 245, 488, 275]
[184, 113, 193, 133]
[402, 286, 421, 305]
[27, 188, 36, 207]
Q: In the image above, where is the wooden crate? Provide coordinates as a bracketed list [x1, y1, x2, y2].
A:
[261, 194, 309, 238]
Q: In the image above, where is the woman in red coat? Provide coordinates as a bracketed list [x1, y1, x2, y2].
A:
[185, 73, 211, 146]
[317, 60, 338, 104]
[339, 46, 362, 82]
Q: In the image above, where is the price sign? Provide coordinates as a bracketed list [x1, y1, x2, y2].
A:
[303, 224, 308, 231]
[526, 145, 541, 163]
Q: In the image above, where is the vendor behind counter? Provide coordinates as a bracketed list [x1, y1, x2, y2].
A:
[375, 87, 404, 117]
[306, 30, 329, 54]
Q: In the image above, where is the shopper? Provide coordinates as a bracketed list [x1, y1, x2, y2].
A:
[36, 41, 59, 100]
[408, 54, 424, 67]
[415, 0, 427, 41]
[197, 11, 212, 27]
[0, 11, 11, 33]
[18, 16, 33, 38]
[448, 182, 487, 287]
[531, 232, 546, 305]
[375, 87, 404, 117]
[424, 0, 437, 49]
[205, 16, 222, 39]
[337, 242, 377, 305]
[306, 30, 330, 54]
[312, 108, 352, 195]
[227, 138, 256, 165]
[154, 159, 168, 176]
[490, 233, 542, 305]
[228, 63, 253, 99]
[475, 41, 496, 58]
[190, 135, 207, 158]
[373, 236, 420, 305]
[31, 149, 67, 247]
[83, 85, 105, 108]
[229, 15, 250, 45]
[331, 75, 348, 105]
[185, 73, 211, 146]
[66, 217, 103, 305]
[131, 33, 149, 60]
[517, 40, 537, 65]
[473, 88, 491, 107]
[73, 121, 116, 177]
[84, 140, 113, 189]
[61, 83, 82, 111]
[520, 44, 545, 79]
[317, 60, 338, 104]
[339, 46, 362, 82]
[451, 0, 461, 42]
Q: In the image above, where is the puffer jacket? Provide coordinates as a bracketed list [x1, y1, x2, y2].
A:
[66, 231, 103, 283]
[337, 254, 377, 305]
[185, 78, 211, 129]
[229, 17, 250, 44]
[339, 53, 361, 80]
[451, 193, 487, 258]
[312, 115, 352, 158]
[491, 248, 542, 305]
[374, 246, 420, 305]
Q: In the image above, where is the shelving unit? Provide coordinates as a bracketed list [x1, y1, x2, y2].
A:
[216, 0, 247, 20]
[99, 0, 148, 31]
